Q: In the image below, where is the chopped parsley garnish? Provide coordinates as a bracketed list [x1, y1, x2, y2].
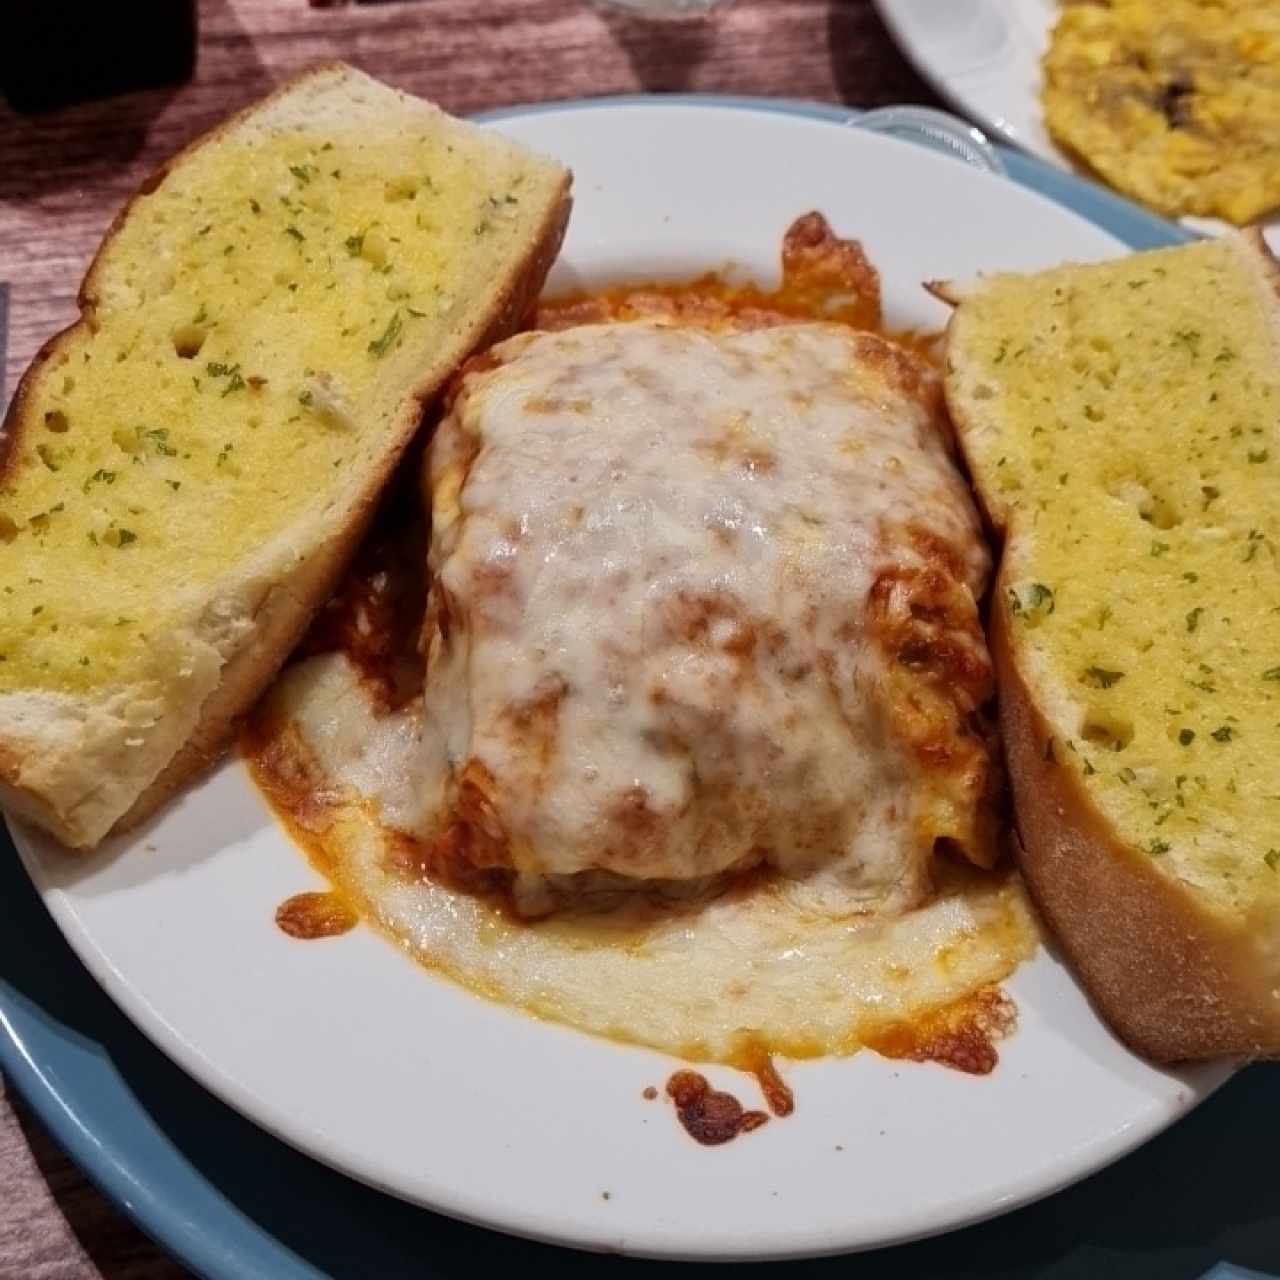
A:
[344, 231, 366, 257]
[289, 163, 316, 184]
[216, 443, 234, 467]
[1263, 667, 1280, 681]
[1148, 839, 1171, 856]
[1267, 849, 1280, 872]
[1211, 725, 1234, 742]
[1179, 729, 1196, 746]
[298, 389, 314, 407]
[1150, 540, 1171, 558]
[143, 427, 177, 456]
[204, 360, 244, 394]
[1186, 607, 1205, 633]
[116, 528, 137, 547]
[368, 311, 403, 359]
[1083, 666, 1125, 689]
[249, 198, 261, 214]
[284, 225, 305, 243]
[1249, 449, 1270, 464]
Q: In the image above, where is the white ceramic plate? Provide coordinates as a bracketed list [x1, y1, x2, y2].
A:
[872, 0, 1280, 246]
[8, 101, 1231, 1261]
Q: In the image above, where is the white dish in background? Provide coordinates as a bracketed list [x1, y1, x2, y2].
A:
[874, 0, 1057, 160]
[872, 0, 1280, 247]
[8, 101, 1231, 1261]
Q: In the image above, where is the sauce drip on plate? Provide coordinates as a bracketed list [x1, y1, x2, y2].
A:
[275, 891, 358, 940]
[663, 1052, 794, 1146]
[665, 1071, 770, 1146]
[732, 1043, 797, 1118]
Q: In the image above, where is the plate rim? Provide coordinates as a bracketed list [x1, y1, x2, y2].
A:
[0, 92, 1195, 1277]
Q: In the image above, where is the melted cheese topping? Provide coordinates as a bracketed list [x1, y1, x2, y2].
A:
[412, 322, 994, 916]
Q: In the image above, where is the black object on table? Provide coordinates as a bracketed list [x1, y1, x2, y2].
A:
[0, 1, 197, 113]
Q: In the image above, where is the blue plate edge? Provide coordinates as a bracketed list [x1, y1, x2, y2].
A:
[0, 91, 1189, 1280]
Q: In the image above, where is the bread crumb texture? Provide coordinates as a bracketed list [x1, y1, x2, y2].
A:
[948, 235, 1280, 917]
[0, 68, 562, 704]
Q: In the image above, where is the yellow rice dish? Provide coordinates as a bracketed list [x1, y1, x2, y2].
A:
[1042, 0, 1280, 225]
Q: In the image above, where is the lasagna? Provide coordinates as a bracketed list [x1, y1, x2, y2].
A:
[410, 319, 997, 917]
[245, 214, 1036, 1073]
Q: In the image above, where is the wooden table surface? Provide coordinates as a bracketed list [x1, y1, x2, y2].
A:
[0, 2, 937, 1276]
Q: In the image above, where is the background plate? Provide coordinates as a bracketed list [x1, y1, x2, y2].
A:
[872, 0, 1058, 162]
[871, 0, 1280, 246]
[1, 97, 1237, 1267]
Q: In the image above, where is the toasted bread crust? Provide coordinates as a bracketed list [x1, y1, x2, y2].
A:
[0, 62, 571, 848]
[990, 584, 1277, 1061]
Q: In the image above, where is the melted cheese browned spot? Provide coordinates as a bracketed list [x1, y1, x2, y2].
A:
[408, 321, 994, 917]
